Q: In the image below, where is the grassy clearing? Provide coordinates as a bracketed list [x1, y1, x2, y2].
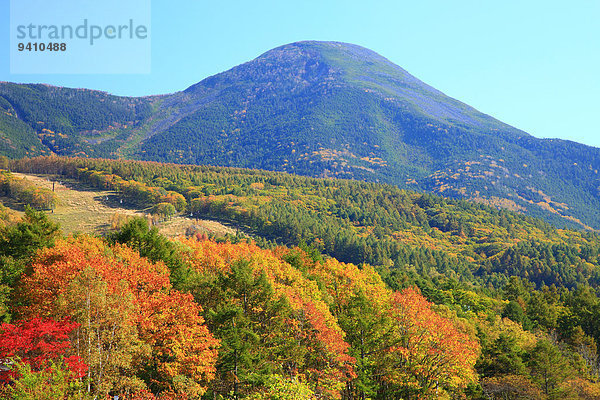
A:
[3, 173, 236, 238]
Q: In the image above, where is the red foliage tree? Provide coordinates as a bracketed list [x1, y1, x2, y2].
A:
[0, 317, 87, 384]
[20, 236, 219, 397]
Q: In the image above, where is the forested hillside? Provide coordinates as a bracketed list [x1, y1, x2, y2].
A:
[2, 41, 600, 230]
[0, 83, 152, 158]
[8, 156, 600, 291]
[1, 156, 600, 398]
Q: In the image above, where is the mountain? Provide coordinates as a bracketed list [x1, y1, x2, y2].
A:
[1, 41, 600, 229]
[0, 83, 151, 158]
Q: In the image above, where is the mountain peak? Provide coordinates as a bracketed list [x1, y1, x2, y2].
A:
[252, 40, 416, 84]
[190, 40, 512, 132]
[2, 42, 600, 230]
[259, 40, 393, 62]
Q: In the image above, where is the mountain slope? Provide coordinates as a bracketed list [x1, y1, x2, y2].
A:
[0, 82, 152, 157]
[1, 41, 600, 229]
[137, 41, 600, 229]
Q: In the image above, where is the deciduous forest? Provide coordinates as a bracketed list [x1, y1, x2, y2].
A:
[0, 156, 599, 399]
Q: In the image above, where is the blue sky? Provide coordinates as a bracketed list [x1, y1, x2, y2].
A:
[1, 0, 599, 148]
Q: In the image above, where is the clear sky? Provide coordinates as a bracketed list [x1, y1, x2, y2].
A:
[1, 0, 599, 148]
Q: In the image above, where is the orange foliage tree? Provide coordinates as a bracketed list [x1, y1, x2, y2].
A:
[302, 251, 479, 399]
[19, 236, 219, 398]
[179, 238, 355, 399]
[388, 287, 479, 399]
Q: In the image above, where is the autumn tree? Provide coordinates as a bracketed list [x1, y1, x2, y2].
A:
[1, 359, 81, 400]
[19, 236, 219, 398]
[387, 288, 479, 398]
[0, 206, 61, 321]
[180, 239, 355, 399]
[306, 254, 479, 400]
[0, 316, 87, 398]
[59, 267, 146, 395]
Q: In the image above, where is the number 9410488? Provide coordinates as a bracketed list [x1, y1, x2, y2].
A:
[18, 42, 67, 51]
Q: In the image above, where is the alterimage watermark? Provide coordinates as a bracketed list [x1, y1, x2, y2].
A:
[10, 0, 151, 74]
